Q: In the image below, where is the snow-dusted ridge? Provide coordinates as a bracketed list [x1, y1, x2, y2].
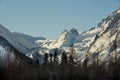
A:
[0, 24, 45, 54]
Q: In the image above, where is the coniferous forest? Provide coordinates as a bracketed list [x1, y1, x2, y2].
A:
[0, 46, 120, 80]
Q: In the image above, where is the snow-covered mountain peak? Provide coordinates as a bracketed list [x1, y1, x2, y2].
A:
[107, 8, 120, 19]
[43, 28, 78, 49]
[61, 29, 68, 34]
[117, 8, 120, 13]
[47, 28, 79, 48]
[69, 28, 79, 35]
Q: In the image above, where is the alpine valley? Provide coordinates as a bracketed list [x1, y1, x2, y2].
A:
[0, 8, 120, 80]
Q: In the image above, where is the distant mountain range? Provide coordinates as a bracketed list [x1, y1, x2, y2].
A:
[0, 8, 120, 65]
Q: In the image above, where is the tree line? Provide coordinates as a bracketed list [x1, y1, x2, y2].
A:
[0, 45, 120, 80]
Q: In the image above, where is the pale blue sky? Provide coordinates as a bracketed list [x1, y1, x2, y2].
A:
[0, 0, 120, 39]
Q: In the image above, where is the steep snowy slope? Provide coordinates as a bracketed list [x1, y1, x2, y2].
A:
[0, 24, 40, 54]
[35, 39, 54, 48]
[87, 8, 120, 63]
[47, 29, 69, 49]
[68, 8, 120, 65]
[0, 24, 27, 53]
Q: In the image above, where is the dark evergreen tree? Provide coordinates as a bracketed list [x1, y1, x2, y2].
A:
[44, 53, 48, 65]
[50, 53, 53, 63]
[113, 32, 119, 80]
[61, 51, 67, 65]
[69, 45, 75, 65]
[54, 51, 59, 65]
[42, 53, 49, 80]
[83, 54, 88, 80]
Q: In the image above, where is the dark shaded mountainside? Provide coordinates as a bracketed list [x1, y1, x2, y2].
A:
[0, 36, 32, 67]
